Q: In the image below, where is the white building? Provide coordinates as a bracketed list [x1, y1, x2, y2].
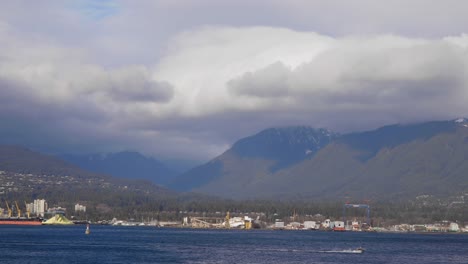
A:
[47, 207, 66, 215]
[74, 203, 86, 213]
[33, 199, 47, 217]
[26, 203, 34, 215]
[303, 221, 317, 230]
[449, 222, 460, 232]
[334, 221, 345, 230]
[274, 220, 285, 229]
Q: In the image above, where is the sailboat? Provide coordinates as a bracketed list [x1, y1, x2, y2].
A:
[85, 224, 90, 235]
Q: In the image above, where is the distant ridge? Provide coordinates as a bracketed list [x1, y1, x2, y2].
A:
[340, 120, 460, 161]
[0, 145, 175, 216]
[61, 151, 177, 186]
[170, 119, 468, 200]
[0, 145, 173, 192]
[0, 145, 93, 177]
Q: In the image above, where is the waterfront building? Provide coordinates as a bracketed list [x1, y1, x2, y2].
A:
[47, 207, 66, 215]
[74, 203, 86, 213]
[33, 199, 47, 217]
[274, 220, 285, 229]
[26, 203, 34, 215]
[303, 221, 317, 230]
[322, 219, 331, 229]
[449, 222, 460, 232]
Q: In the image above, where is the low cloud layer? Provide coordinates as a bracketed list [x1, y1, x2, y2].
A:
[155, 28, 468, 131]
[1, 2, 468, 162]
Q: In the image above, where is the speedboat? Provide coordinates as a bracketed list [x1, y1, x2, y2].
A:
[349, 248, 365, 254]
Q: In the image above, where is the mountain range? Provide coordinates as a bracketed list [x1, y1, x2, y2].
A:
[61, 152, 176, 186]
[170, 119, 468, 201]
[0, 145, 174, 208]
[2, 118, 468, 202]
[169, 126, 338, 192]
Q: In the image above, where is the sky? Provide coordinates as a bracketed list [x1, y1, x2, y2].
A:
[1, 0, 468, 162]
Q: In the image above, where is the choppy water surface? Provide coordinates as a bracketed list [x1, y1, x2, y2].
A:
[0, 225, 467, 263]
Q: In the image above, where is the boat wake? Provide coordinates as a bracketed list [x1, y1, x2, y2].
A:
[254, 248, 365, 254]
[317, 248, 364, 254]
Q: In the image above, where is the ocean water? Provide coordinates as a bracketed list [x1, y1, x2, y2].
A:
[0, 225, 467, 264]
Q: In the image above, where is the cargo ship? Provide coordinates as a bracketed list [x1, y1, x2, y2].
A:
[0, 217, 43, 225]
[0, 201, 43, 225]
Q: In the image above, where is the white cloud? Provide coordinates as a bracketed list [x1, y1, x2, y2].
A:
[155, 27, 468, 130]
[2, 25, 468, 160]
[228, 62, 292, 98]
[154, 27, 334, 116]
[1, 1, 468, 161]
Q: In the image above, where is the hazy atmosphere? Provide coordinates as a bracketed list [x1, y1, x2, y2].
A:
[1, 0, 468, 161]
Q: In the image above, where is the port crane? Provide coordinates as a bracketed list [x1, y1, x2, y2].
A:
[5, 201, 12, 217]
[343, 203, 370, 226]
[14, 201, 21, 218]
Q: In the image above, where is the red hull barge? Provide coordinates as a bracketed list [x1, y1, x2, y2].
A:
[0, 218, 43, 225]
